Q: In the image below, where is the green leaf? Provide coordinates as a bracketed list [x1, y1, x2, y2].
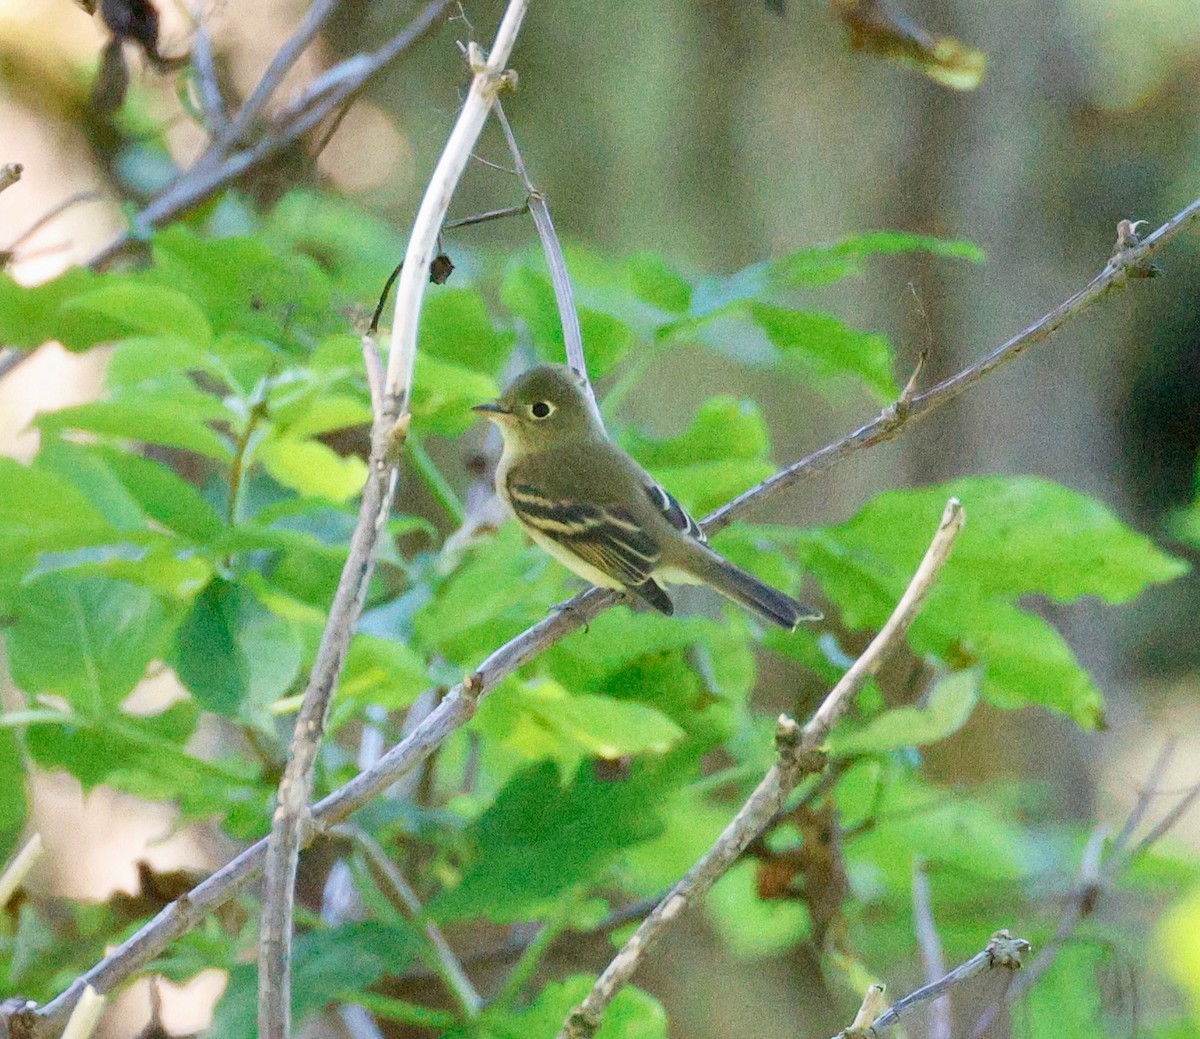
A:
[62, 283, 212, 348]
[90, 446, 224, 543]
[35, 439, 151, 532]
[413, 524, 562, 667]
[623, 396, 769, 467]
[270, 393, 371, 441]
[494, 976, 667, 1039]
[420, 286, 510, 372]
[411, 355, 499, 435]
[258, 436, 368, 503]
[621, 786, 731, 894]
[171, 579, 301, 718]
[150, 226, 338, 350]
[0, 267, 138, 351]
[211, 922, 421, 1039]
[104, 335, 218, 389]
[428, 762, 667, 923]
[338, 634, 431, 713]
[748, 303, 897, 402]
[797, 477, 1187, 725]
[767, 232, 984, 289]
[21, 701, 256, 816]
[474, 679, 686, 777]
[707, 860, 810, 957]
[267, 190, 406, 295]
[7, 575, 174, 711]
[37, 398, 233, 461]
[501, 265, 636, 376]
[622, 396, 775, 515]
[829, 669, 980, 756]
[0, 729, 27, 861]
[626, 252, 692, 314]
[0, 457, 118, 598]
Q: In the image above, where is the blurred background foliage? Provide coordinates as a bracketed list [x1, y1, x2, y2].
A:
[1, 1, 1199, 1038]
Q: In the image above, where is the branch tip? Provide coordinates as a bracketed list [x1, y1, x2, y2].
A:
[986, 930, 1031, 969]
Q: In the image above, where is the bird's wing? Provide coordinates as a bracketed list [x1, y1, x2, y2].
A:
[643, 480, 705, 543]
[506, 481, 661, 585]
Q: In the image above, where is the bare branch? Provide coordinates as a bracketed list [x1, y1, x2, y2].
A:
[0, 833, 43, 909]
[222, 0, 342, 147]
[25, 199, 1200, 1038]
[189, 11, 229, 134]
[0, 163, 21, 195]
[862, 931, 1030, 1038]
[384, 1, 530, 405]
[84, 0, 452, 269]
[558, 499, 965, 1039]
[333, 825, 482, 1018]
[969, 760, 1200, 1038]
[911, 858, 951, 1039]
[493, 101, 594, 404]
[257, 403, 403, 1039]
[258, 6, 530, 1035]
[704, 200, 1200, 537]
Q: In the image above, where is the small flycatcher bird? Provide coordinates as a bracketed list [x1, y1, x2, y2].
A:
[473, 364, 821, 629]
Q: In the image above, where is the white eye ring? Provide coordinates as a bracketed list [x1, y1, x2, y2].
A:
[529, 400, 555, 420]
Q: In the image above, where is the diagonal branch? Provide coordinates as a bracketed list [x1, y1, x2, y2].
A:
[256, 6, 529, 1037]
[20, 197, 1200, 1039]
[861, 930, 1031, 1038]
[968, 754, 1200, 1038]
[558, 498, 965, 1039]
[704, 199, 1200, 536]
[84, 0, 453, 270]
[384, 1, 529, 404]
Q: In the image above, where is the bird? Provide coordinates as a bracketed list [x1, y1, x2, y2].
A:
[473, 364, 821, 629]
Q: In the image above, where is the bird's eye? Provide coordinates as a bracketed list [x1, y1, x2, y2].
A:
[530, 400, 554, 420]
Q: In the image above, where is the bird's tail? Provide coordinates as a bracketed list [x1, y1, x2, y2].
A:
[679, 544, 822, 630]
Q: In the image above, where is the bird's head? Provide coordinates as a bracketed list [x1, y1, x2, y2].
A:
[473, 363, 605, 450]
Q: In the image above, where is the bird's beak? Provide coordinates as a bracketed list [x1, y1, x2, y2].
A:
[472, 401, 512, 423]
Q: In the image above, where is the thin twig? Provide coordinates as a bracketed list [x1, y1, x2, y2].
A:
[257, 7, 528, 1036]
[226, 392, 268, 526]
[968, 762, 1200, 1039]
[24, 200, 1200, 1038]
[911, 858, 951, 1039]
[704, 201, 1200, 537]
[190, 12, 229, 134]
[220, 0, 343, 149]
[333, 825, 483, 1018]
[2, 191, 104, 257]
[558, 498, 966, 1039]
[493, 101, 593, 403]
[0, 833, 43, 909]
[445, 202, 531, 230]
[0, 163, 21, 195]
[384, 1, 529, 404]
[864, 931, 1031, 1037]
[84, 0, 452, 269]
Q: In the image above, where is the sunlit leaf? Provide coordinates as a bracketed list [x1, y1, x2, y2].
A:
[796, 477, 1186, 725]
[474, 679, 686, 777]
[830, 669, 980, 756]
[258, 436, 368, 503]
[63, 283, 212, 348]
